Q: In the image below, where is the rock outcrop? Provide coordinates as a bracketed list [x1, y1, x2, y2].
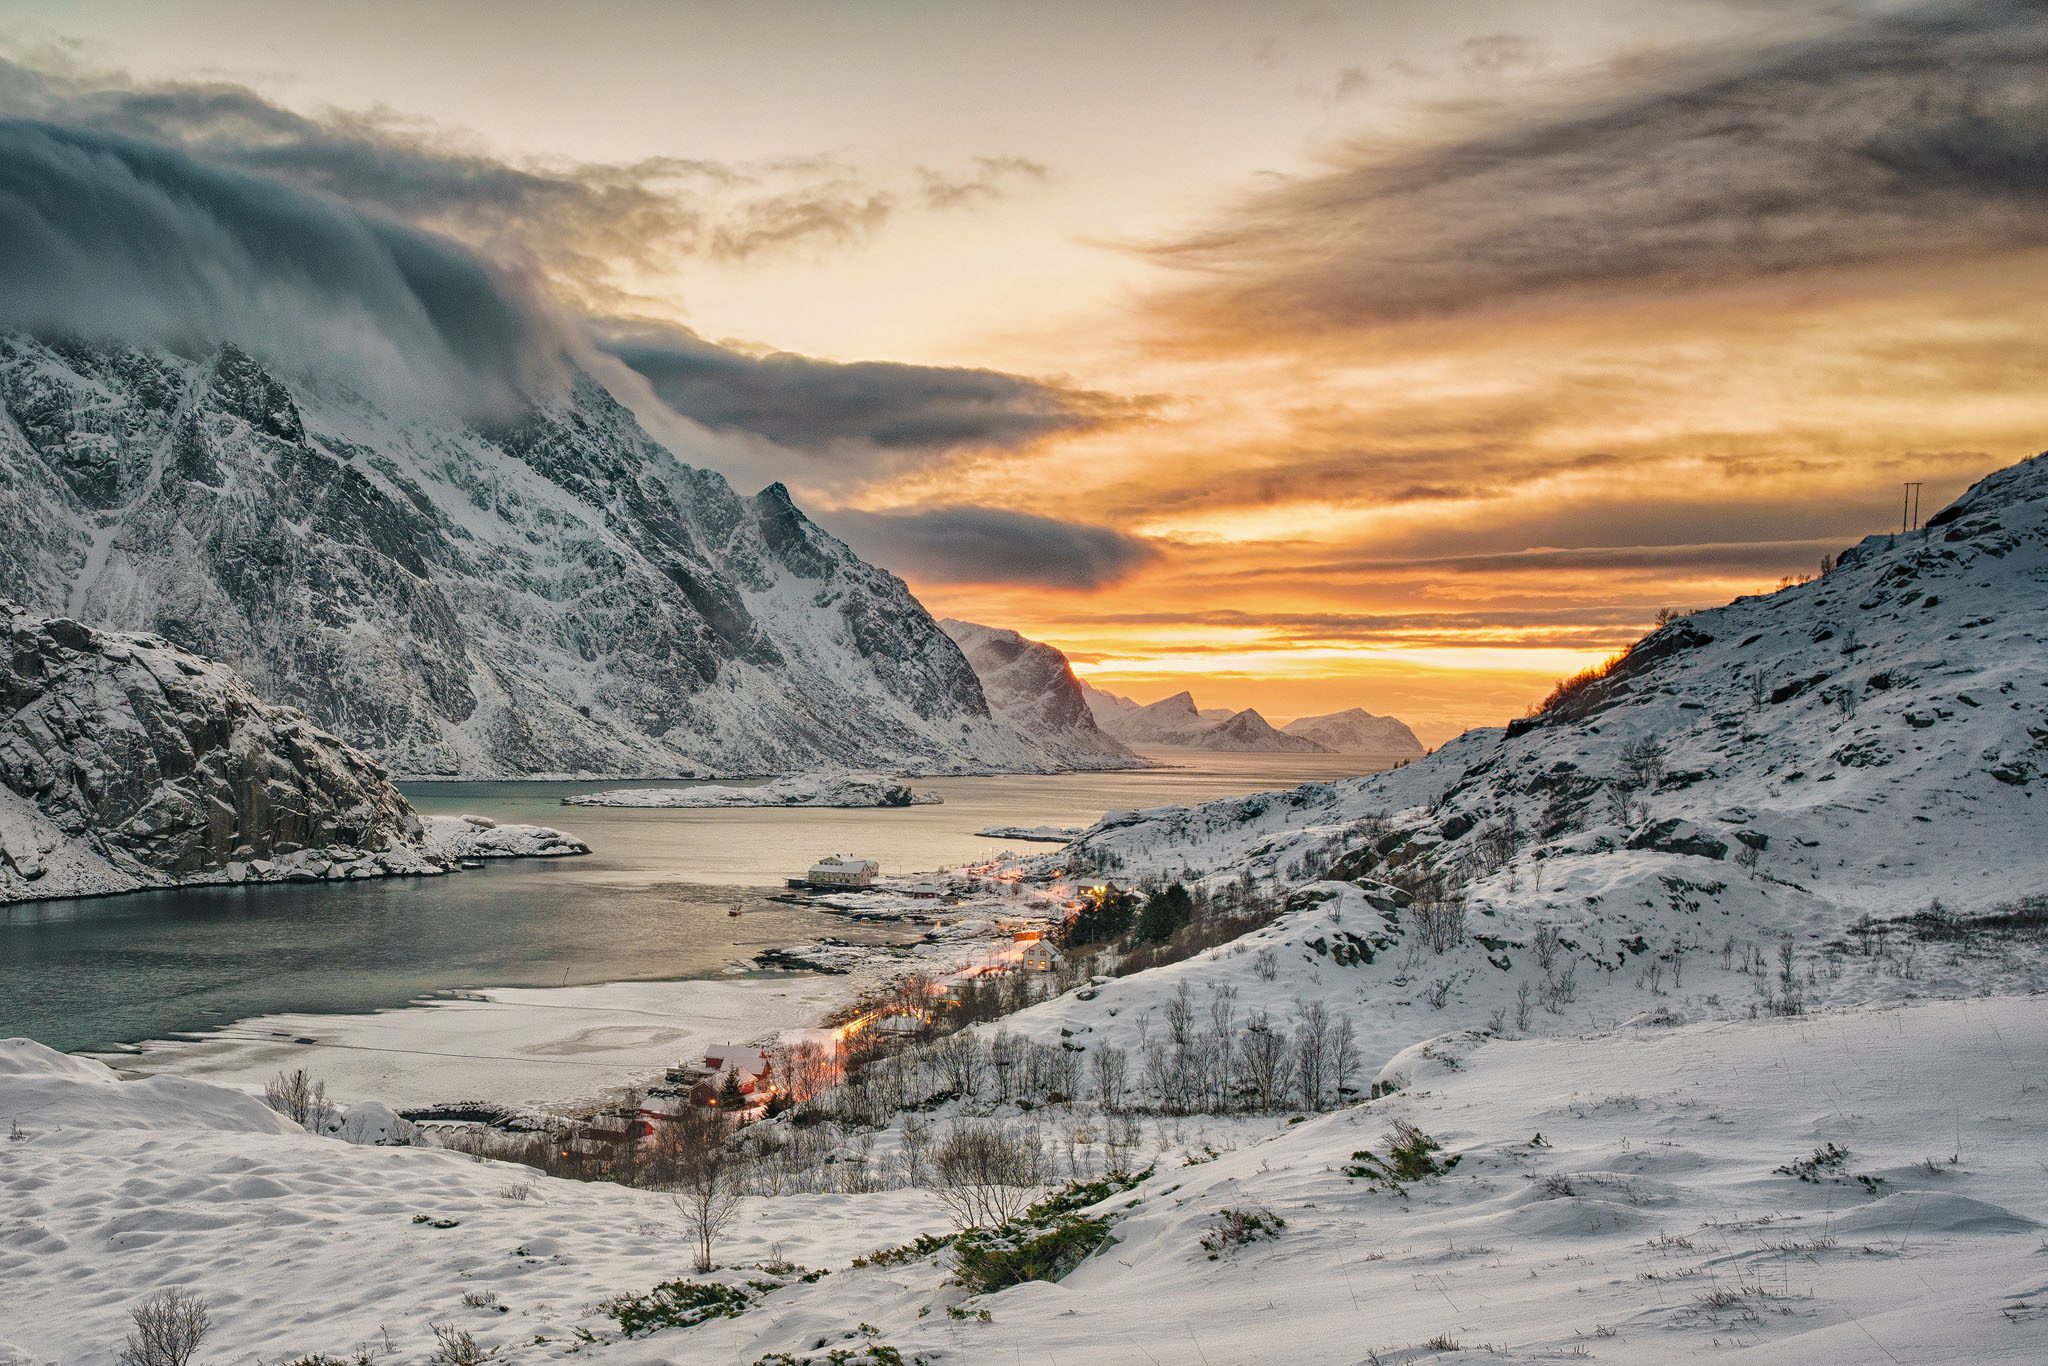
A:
[0, 605, 430, 900]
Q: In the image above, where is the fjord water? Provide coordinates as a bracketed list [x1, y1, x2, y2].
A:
[1, 751, 1399, 1052]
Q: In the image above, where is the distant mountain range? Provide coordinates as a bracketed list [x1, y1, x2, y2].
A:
[1079, 681, 1424, 754]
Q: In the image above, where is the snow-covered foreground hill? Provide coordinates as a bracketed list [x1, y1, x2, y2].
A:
[5, 998, 2045, 1363]
[0, 336, 1063, 779]
[1047, 454, 2048, 1008]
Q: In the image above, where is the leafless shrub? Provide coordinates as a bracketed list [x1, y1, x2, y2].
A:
[930, 1118, 1047, 1229]
[1091, 1044, 1130, 1112]
[118, 1289, 211, 1366]
[263, 1068, 336, 1131]
[429, 1323, 499, 1365]
[1618, 736, 1666, 791]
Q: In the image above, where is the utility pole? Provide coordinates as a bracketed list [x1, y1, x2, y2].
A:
[1902, 481, 1922, 533]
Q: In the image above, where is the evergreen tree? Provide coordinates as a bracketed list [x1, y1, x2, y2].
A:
[1138, 882, 1193, 942]
[717, 1067, 747, 1114]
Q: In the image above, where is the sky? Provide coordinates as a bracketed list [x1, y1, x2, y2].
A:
[2, 0, 2043, 743]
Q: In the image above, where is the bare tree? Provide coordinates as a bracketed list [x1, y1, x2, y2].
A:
[1091, 1044, 1130, 1112]
[1292, 1002, 1332, 1111]
[118, 1289, 211, 1366]
[1239, 1012, 1291, 1113]
[662, 1107, 745, 1272]
[1101, 1113, 1143, 1178]
[929, 1118, 1045, 1229]
[263, 1068, 336, 1131]
[1329, 1018, 1361, 1100]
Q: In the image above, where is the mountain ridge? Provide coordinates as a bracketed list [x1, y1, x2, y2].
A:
[0, 334, 1073, 779]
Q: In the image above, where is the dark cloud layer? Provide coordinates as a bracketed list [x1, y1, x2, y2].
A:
[0, 118, 560, 411]
[600, 318, 1136, 456]
[1153, 0, 2048, 337]
[828, 505, 1161, 589]
[0, 61, 1116, 469]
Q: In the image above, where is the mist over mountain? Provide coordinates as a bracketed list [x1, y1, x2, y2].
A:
[0, 121, 1101, 778]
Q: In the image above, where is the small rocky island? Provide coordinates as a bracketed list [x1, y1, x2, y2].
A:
[563, 772, 942, 809]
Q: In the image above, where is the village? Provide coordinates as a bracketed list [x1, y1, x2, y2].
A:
[558, 850, 1083, 1161]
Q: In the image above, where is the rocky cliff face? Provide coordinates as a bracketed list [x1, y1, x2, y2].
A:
[0, 604, 434, 901]
[939, 621, 1138, 768]
[0, 336, 1053, 778]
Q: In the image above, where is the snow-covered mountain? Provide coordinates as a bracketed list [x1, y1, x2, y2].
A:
[1282, 706, 1425, 754]
[1189, 707, 1331, 752]
[939, 620, 1139, 768]
[0, 336, 1064, 779]
[1081, 682, 1337, 752]
[1039, 454, 2048, 1047]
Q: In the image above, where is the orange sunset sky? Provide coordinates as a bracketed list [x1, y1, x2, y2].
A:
[5, 0, 2045, 745]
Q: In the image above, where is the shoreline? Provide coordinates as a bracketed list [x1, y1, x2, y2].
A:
[78, 867, 1074, 1114]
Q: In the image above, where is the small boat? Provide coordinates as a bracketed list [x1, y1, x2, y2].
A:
[728, 902, 744, 918]
[459, 859, 485, 870]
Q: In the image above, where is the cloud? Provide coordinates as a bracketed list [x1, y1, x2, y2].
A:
[826, 504, 1162, 589]
[707, 186, 893, 261]
[918, 155, 1051, 211]
[0, 56, 1052, 304]
[597, 317, 1140, 460]
[1150, 1, 2048, 340]
[1456, 33, 1543, 78]
[0, 118, 562, 413]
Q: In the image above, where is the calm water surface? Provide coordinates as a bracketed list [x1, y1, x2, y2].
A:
[0, 751, 1396, 1051]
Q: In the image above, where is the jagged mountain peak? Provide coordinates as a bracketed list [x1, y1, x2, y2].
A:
[0, 332, 1065, 777]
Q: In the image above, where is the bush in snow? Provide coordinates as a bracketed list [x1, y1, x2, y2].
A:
[929, 1118, 1048, 1229]
[1345, 1121, 1461, 1194]
[428, 1324, 498, 1364]
[263, 1067, 336, 1131]
[1199, 1206, 1287, 1260]
[117, 1289, 211, 1366]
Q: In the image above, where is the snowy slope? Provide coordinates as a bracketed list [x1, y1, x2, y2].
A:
[939, 621, 1138, 768]
[7, 1001, 2046, 1363]
[1283, 706, 1425, 754]
[1053, 453, 2048, 944]
[956, 453, 2048, 1093]
[0, 336, 1067, 779]
[0, 604, 585, 903]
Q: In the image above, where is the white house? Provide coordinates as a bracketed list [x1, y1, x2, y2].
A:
[702, 1044, 769, 1081]
[807, 854, 880, 888]
[1018, 940, 1064, 972]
